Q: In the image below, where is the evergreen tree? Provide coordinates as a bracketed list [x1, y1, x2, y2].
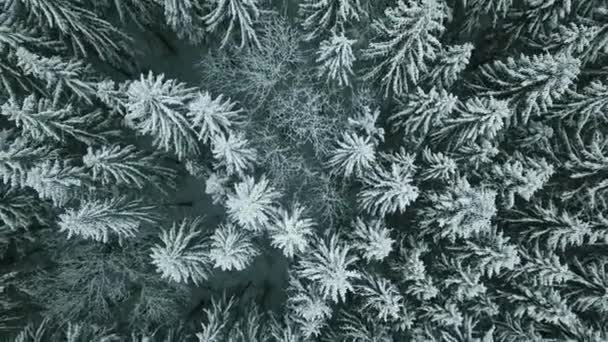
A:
[350, 217, 394, 262]
[358, 151, 419, 216]
[296, 234, 361, 303]
[150, 217, 210, 285]
[420, 178, 497, 241]
[124, 72, 199, 160]
[210, 132, 257, 177]
[316, 31, 357, 87]
[187, 91, 243, 144]
[203, 0, 261, 49]
[225, 175, 281, 232]
[83, 145, 177, 191]
[363, 0, 446, 96]
[467, 52, 581, 124]
[268, 203, 316, 258]
[1, 95, 107, 145]
[58, 197, 157, 243]
[425, 43, 474, 89]
[388, 87, 457, 139]
[299, 0, 366, 40]
[327, 132, 376, 178]
[209, 222, 259, 271]
[25, 160, 89, 207]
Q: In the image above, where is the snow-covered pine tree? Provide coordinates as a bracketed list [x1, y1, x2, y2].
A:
[299, 0, 366, 40]
[83, 145, 177, 192]
[491, 152, 554, 208]
[425, 43, 474, 90]
[355, 272, 403, 322]
[350, 217, 394, 262]
[225, 175, 281, 232]
[388, 87, 457, 140]
[58, 197, 158, 243]
[419, 148, 457, 182]
[160, 0, 207, 44]
[150, 217, 210, 285]
[15, 48, 97, 104]
[296, 234, 360, 303]
[1, 0, 132, 66]
[358, 150, 419, 216]
[209, 222, 259, 271]
[0, 184, 49, 231]
[124, 72, 199, 160]
[327, 132, 376, 178]
[363, 0, 446, 96]
[0, 130, 57, 187]
[268, 203, 316, 258]
[420, 177, 497, 241]
[187, 91, 243, 143]
[431, 96, 512, 149]
[203, 0, 261, 49]
[467, 52, 580, 125]
[316, 31, 357, 87]
[210, 132, 257, 177]
[1, 95, 107, 145]
[25, 160, 89, 207]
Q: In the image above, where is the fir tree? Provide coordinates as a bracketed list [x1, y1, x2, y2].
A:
[187, 91, 243, 144]
[316, 31, 357, 87]
[363, 0, 446, 96]
[0, 130, 57, 187]
[203, 0, 261, 49]
[467, 52, 581, 124]
[296, 234, 361, 303]
[124, 72, 199, 160]
[83, 145, 177, 191]
[388, 87, 457, 139]
[25, 160, 89, 207]
[1, 95, 107, 145]
[299, 0, 366, 40]
[425, 43, 474, 89]
[356, 273, 403, 322]
[15, 48, 97, 104]
[210, 132, 257, 177]
[431, 96, 512, 149]
[58, 197, 157, 243]
[420, 177, 497, 241]
[225, 175, 281, 232]
[350, 217, 394, 262]
[209, 222, 259, 271]
[327, 132, 376, 178]
[358, 152, 419, 217]
[150, 217, 210, 285]
[268, 203, 316, 258]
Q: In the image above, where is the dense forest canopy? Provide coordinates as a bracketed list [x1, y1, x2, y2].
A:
[1, 0, 608, 341]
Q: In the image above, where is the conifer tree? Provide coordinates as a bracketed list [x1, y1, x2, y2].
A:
[420, 178, 497, 241]
[83, 145, 177, 191]
[25, 160, 89, 207]
[1, 95, 106, 145]
[209, 222, 259, 271]
[124, 72, 199, 160]
[327, 132, 376, 178]
[150, 217, 210, 285]
[363, 0, 446, 96]
[350, 217, 394, 262]
[58, 197, 157, 243]
[268, 203, 316, 258]
[316, 31, 357, 87]
[388, 87, 457, 139]
[225, 175, 281, 232]
[467, 52, 581, 124]
[210, 132, 257, 177]
[358, 151, 419, 216]
[425, 43, 474, 89]
[187, 91, 243, 144]
[299, 0, 366, 40]
[203, 0, 261, 49]
[296, 234, 361, 303]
